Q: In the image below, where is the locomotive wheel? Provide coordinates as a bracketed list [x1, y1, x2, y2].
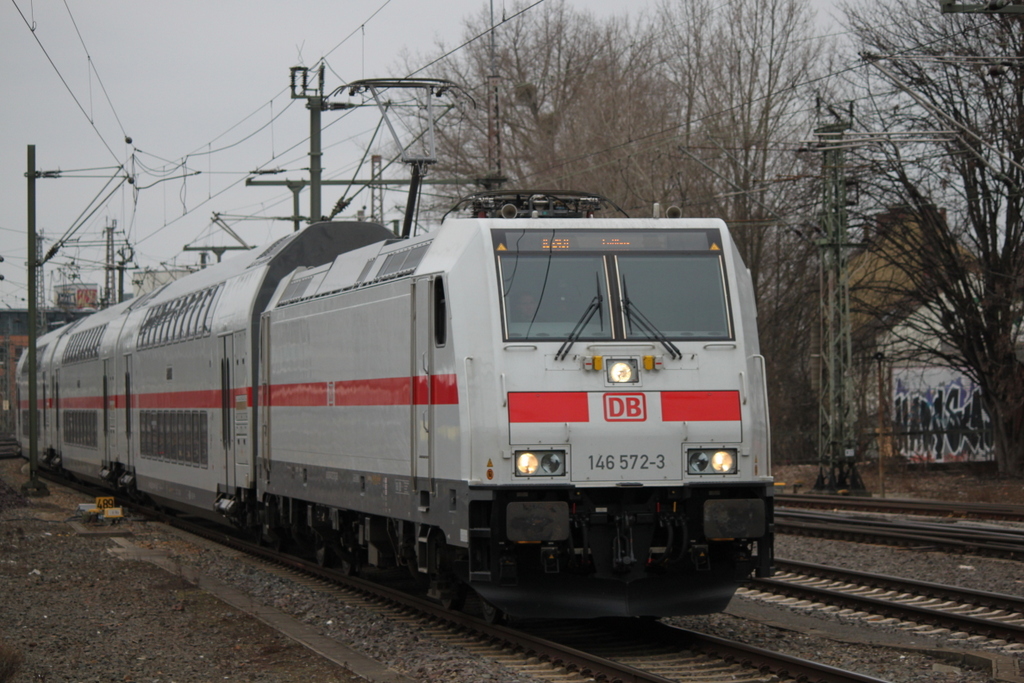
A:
[427, 531, 465, 610]
[258, 525, 283, 552]
[480, 598, 505, 625]
[440, 586, 466, 611]
[315, 540, 332, 567]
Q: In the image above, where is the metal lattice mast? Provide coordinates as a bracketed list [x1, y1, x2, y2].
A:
[814, 121, 864, 492]
[35, 233, 46, 334]
[477, 0, 506, 190]
[371, 154, 384, 223]
[104, 219, 116, 308]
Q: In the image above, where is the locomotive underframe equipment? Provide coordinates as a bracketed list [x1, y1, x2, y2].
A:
[463, 482, 773, 619]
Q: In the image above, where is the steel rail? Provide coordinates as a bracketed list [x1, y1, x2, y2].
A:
[171, 513, 889, 683]
[777, 494, 1024, 523]
[41, 469, 885, 683]
[753, 562, 1024, 643]
[776, 509, 1024, 558]
[775, 558, 1024, 614]
[634, 620, 891, 683]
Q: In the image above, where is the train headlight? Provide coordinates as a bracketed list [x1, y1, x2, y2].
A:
[515, 450, 567, 477]
[687, 448, 738, 474]
[516, 452, 539, 475]
[711, 450, 735, 473]
[607, 359, 638, 384]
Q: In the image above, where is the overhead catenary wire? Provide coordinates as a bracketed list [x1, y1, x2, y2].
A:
[46, 0, 515, 260]
[44, 174, 130, 264]
[61, 0, 129, 140]
[502, 14, 1001, 219]
[10, 0, 123, 165]
[14, 0, 1003, 295]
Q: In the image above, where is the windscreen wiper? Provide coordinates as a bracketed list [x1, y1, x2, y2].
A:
[621, 279, 682, 360]
[555, 276, 604, 361]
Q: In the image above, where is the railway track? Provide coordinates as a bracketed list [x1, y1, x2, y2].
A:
[153, 510, 891, 683]
[748, 559, 1024, 647]
[776, 493, 1024, 523]
[775, 508, 1024, 559]
[44, 470, 886, 683]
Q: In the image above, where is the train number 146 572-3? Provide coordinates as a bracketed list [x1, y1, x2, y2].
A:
[587, 454, 665, 471]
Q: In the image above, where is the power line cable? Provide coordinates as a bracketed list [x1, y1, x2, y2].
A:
[61, 0, 129, 139]
[184, 99, 298, 158]
[322, 0, 394, 62]
[506, 15, 998, 209]
[10, 0, 122, 164]
[44, 175, 129, 264]
[406, 0, 547, 78]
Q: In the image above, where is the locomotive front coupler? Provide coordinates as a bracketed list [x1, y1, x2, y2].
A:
[611, 513, 637, 572]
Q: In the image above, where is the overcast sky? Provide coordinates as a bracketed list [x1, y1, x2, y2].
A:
[1, 0, 842, 309]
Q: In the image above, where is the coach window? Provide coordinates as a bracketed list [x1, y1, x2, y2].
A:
[433, 276, 447, 346]
[200, 289, 216, 334]
[186, 294, 202, 338]
[171, 298, 188, 341]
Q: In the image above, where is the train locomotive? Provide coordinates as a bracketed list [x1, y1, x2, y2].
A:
[19, 191, 773, 620]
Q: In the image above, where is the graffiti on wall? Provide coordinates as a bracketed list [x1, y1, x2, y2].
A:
[892, 366, 994, 463]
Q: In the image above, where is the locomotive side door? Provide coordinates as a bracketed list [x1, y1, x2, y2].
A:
[412, 276, 434, 507]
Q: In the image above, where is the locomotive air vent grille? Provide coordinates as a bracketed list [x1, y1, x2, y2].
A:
[249, 234, 293, 268]
[278, 240, 434, 306]
[279, 275, 314, 304]
[355, 258, 377, 285]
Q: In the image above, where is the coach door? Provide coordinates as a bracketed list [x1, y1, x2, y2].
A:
[220, 334, 236, 490]
[102, 359, 112, 465]
[123, 354, 134, 467]
[231, 330, 249, 488]
[258, 316, 272, 483]
[412, 276, 434, 508]
[53, 369, 60, 447]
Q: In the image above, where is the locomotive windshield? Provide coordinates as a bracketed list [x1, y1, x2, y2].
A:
[501, 255, 612, 340]
[495, 228, 733, 342]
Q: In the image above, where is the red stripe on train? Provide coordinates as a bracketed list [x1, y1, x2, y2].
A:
[270, 374, 458, 407]
[661, 391, 741, 421]
[508, 392, 590, 423]
[507, 391, 741, 423]
[32, 376, 457, 412]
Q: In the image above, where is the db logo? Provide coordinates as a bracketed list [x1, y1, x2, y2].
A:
[603, 393, 647, 422]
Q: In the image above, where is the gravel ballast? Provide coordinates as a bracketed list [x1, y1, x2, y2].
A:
[1, 458, 1021, 683]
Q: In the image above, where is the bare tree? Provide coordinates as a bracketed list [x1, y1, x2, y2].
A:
[842, 0, 1024, 473]
[419, 0, 843, 464]
[422, 1, 683, 212]
[658, 0, 837, 463]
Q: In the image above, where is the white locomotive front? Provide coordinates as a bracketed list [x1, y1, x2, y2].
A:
[261, 192, 773, 619]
